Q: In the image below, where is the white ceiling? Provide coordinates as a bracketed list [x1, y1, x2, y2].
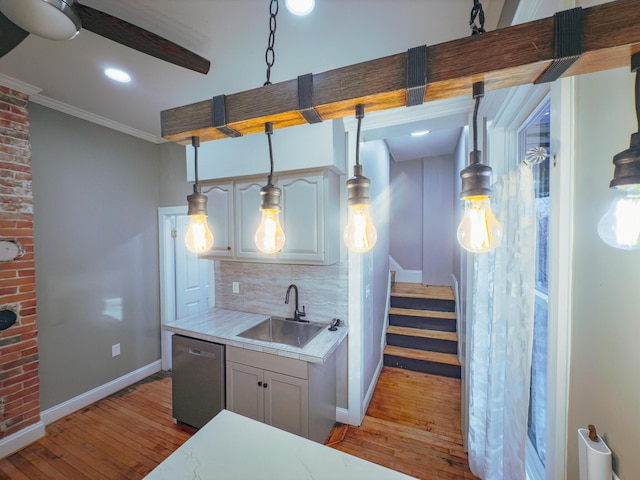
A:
[0, 0, 512, 160]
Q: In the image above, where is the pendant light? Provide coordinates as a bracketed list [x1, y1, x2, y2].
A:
[598, 51, 640, 250]
[184, 136, 214, 253]
[344, 104, 377, 253]
[255, 122, 286, 254]
[457, 81, 503, 253]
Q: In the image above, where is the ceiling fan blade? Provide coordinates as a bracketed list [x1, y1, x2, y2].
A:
[0, 11, 29, 59]
[73, 3, 210, 75]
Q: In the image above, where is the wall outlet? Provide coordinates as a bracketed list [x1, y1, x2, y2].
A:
[232, 282, 240, 294]
[111, 343, 121, 357]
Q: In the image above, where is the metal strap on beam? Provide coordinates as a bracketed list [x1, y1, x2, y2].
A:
[406, 45, 428, 106]
[535, 7, 583, 84]
[213, 95, 242, 137]
[297, 74, 323, 124]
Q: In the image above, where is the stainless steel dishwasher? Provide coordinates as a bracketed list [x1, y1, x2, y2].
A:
[172, 334, 225, 429]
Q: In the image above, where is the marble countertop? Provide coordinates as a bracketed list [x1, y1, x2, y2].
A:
[162, 307, 347, 364]
[144, 409, 416, 480]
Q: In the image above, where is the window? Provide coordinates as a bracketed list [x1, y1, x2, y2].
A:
[519, 101, 550, 477]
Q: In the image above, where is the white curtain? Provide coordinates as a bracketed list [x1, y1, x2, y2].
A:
[468, 164, 536, 480]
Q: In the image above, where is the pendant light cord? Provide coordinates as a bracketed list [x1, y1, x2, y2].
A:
[264, 0, 279, 86]
[471, 82, 484, 165]
[355, 104, 364, 167]
[265, 122, 274, 181]
[192, 136, 200, 190]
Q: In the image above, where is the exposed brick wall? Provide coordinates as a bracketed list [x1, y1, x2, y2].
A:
[0, 85, 39, 437]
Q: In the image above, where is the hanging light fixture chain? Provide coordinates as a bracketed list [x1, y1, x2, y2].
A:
[470, 0, 486, 35]
[264, 0, 279, 86]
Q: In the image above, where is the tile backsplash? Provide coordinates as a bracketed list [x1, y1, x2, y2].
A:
[214, 260, 348, 326]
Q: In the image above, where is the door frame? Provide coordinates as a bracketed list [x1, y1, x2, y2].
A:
[158, 206, 185, 370]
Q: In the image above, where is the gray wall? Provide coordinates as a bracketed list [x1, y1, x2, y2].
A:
[361, 141, 390, 396]
[423, 155, 454, 286]
[389, 158, 423, 270]
[30, 104, 161, 410]
[567, 67, 640, 479]
[158, 141, 189, 207]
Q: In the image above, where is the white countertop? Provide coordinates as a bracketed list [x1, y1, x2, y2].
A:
[163, 307, 347, 364]
[144, 410, 416, 480]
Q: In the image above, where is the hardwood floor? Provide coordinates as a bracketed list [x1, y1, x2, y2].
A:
[328, 367, 479, 480]
[0, 371, 191, 480]
[0, 368, 476, 479]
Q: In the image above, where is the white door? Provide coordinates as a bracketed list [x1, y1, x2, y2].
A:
[174, 214, 210, 319]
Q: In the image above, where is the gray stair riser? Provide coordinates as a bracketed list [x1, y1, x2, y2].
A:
[383, 355, 461, 379]
[386, 333, 457, 354]
[390, 296, 455, 312]
[389, 314, 455, 332]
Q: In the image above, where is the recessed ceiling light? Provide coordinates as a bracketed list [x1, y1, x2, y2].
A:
[411, 130, 431, 137]
[104, 68, 131, 83]
[286, 0, 315, 16]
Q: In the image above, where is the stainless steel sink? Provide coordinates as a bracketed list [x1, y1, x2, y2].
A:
[237, 316, 324, 348]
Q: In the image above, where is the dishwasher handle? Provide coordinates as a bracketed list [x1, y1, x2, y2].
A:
[175, 343, 221, 360]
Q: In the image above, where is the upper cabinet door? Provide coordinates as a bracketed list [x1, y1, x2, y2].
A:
[203, 183, 234, 257]
[235, 180, 265, 259]
[279, 173, 324, 263]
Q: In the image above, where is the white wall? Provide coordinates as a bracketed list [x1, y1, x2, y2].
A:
[566, 66, 640, 480]
[360, 141, 390, 396]
[389, 158, 423, 271]
[423, 155, 454, 286]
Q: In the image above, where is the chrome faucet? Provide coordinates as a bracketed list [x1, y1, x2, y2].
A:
[285, 284, 307, 322]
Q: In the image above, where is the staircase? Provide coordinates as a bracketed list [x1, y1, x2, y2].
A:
[383, 282, 461, 378]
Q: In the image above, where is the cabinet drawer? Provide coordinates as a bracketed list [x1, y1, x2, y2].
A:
[227, 345, 308, 379]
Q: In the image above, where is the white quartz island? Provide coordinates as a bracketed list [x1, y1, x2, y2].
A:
[145, 410, 416, 480]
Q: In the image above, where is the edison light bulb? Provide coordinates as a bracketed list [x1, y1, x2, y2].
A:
[457, 196, 503, 253]
[255, 209, 285, 254]
[344, 203, 377, 253]
[598, 186, 640, 250]
[184, 215, 214, 254]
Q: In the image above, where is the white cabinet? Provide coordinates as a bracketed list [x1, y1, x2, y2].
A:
[234, 180, 264, 259]
[199, 169, 339, 265]
[225, 346, 335, 443]
[202, 183, 234, 257]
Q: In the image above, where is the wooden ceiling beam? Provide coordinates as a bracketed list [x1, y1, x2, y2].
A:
[161, 0, 640, 145]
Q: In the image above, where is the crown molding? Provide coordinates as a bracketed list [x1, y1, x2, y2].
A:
[0, 73, 164, 144]
[0, 73, 42, 96]
[29, 94, 164, 144]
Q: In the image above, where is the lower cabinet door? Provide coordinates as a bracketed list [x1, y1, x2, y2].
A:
[263, 370, 309, 438]
[226, 361, 264, 422]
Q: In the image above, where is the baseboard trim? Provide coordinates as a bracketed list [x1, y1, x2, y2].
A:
[40, 360, 162, 426]
[335, 407, 349, 424]
[0, 421, 46, 460]
[389, 256, 422, 284]
[362, 355, 384, 421]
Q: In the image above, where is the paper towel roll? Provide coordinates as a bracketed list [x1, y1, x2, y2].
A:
[578, 428, 612, 480]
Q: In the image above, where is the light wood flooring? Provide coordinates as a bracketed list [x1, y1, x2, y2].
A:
[0, 368, 476, 479]
[328, 367, 478, 480]
[0, 371, 191, 480]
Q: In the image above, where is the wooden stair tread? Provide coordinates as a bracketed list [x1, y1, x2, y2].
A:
[391, 282, 454, 301]
[387, 326, 458, 342]
[389, 307, 456, 319]
[384, 345, 461, 366]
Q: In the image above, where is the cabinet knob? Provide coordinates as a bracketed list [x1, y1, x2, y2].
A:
[263, 383, 268, 388]
[258, 381, 263, 387]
